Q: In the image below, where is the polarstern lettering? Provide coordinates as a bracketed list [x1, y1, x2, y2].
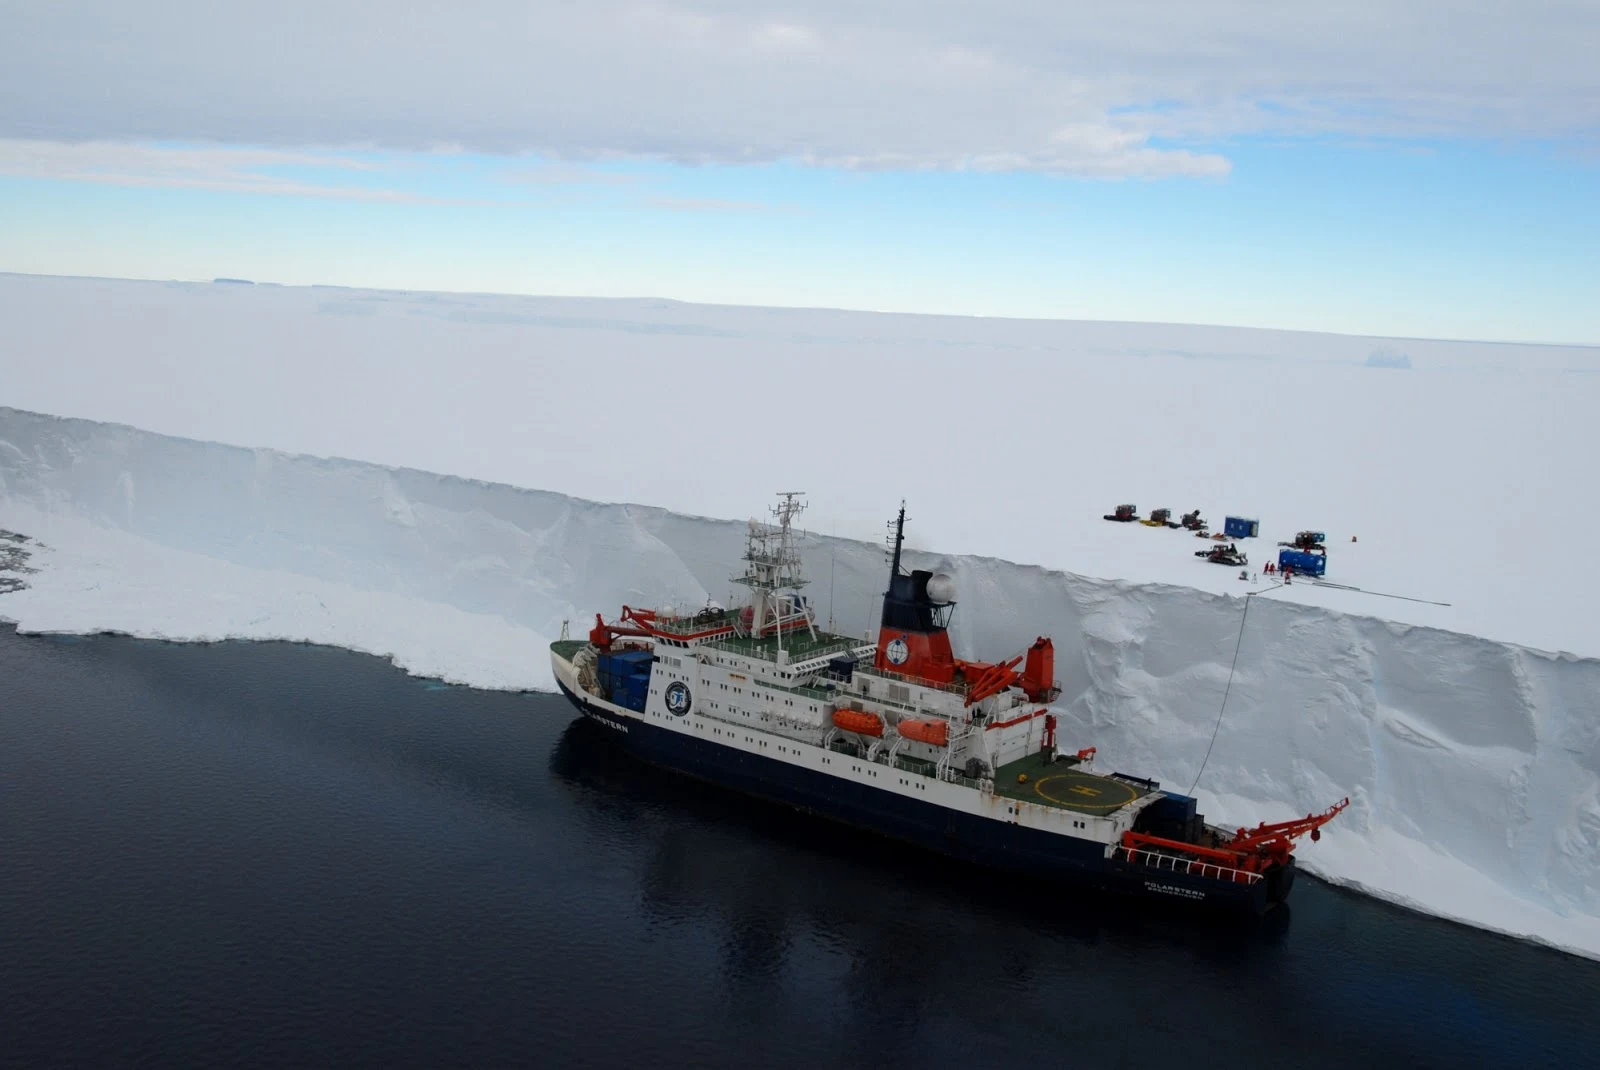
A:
[1146, 881, 1205, 900]
[583, 708, 630, 733]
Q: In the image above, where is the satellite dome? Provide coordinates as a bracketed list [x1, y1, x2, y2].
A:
[925, 573, 956, 604]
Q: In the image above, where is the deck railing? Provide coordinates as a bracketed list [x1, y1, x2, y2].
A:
[1112, 845, 1262, 885]
[652, 611, 739, 636]
[702, 635, 862, 665]
[939, 769, 989, 791]
[892, 756, 938, 778]
[856, 663, 970, 698]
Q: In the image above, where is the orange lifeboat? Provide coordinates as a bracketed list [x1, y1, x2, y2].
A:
[831, 708, 884, 737]
[897, 718, 949, 747]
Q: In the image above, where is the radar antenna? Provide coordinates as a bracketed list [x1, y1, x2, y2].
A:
[886, 500, 907, 577]
[733, 491, 816, 644]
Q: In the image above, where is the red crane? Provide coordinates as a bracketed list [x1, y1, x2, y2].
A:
[1120, 797, 1350, 875]
[587, 606, 659, 650]
[1223, 797, 1350, 867]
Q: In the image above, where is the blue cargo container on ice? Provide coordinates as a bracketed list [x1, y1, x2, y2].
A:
[1277, 549, 1327, 577]
[1224, 516, 1260, 539]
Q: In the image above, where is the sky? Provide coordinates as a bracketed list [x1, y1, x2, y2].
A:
[1, 1, 1596, 344]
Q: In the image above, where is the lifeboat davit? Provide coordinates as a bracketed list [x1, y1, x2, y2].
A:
[832, 708, 884, 737]
[897, 718, 949, 747]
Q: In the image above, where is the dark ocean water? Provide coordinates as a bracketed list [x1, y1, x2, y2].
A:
[3, 625, 1597, 1069]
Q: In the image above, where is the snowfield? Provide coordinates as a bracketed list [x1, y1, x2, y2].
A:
[4, 272, 1599, 659]
[1, 273, 1598, 958]
[2, 406, 1598, 961]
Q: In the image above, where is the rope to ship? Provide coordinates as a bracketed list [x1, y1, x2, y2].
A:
[1188, 582, 1278, 796]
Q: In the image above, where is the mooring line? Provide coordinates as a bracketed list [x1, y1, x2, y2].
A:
[1310, 580, 1451, 607]
[1188, 587, 1266, 796]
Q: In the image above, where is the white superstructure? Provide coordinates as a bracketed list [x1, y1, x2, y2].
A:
[552, 495, 1347, 905]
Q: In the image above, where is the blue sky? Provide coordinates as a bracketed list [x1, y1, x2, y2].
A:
[2, 2, 1596, 344]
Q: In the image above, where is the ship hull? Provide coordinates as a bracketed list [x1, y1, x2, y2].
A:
[555, 679, 1279, 912]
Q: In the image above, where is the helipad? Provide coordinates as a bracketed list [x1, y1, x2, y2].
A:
[993, 751, 1149, 815]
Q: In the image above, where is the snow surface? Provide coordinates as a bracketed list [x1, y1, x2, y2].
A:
[2, 406, 1598, 960]
[5, 272, 1600, 659]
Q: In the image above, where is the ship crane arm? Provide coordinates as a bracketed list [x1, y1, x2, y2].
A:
[961, 655, 1024, 707]
[1120, 797, 1350, 873]
[1224, 797, 1350, 864]
[588, 609, 655, 650]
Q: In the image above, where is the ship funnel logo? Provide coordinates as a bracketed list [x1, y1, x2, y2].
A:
[885, 637, 910, 665]
[665, 681, 693, 716]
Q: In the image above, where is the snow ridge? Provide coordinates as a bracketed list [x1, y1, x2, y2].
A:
[1, 405, 1597, 959]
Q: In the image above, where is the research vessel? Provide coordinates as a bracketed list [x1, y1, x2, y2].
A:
[550, 495, 1346, 910]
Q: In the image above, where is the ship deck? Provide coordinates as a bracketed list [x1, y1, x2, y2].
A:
[993, 751, 1150, 815]
[550, 632, 867, 666]
[551, 639, 588, 662]
[703, 629, 867, 664]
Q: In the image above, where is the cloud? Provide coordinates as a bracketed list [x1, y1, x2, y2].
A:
[493, 162, 643, 187]
[645, 195, 793, 213]
[0, 140, 478, 203]
[1, 2, 1595, 178]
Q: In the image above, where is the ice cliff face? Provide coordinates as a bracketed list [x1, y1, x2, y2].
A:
[1, 405, 1597, 958]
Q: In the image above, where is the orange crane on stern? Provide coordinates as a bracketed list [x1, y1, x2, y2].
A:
[1121, 797, 1350, 876]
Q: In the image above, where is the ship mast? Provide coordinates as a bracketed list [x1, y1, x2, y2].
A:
[886, 500, 906, 578]
[733, 491, 816, 643]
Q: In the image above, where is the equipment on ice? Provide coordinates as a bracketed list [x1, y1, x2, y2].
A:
[1223, 516, 1260, 539]
[1279, 531, 1327, 551]
[1197, 543, 1249, 567]
[1278, 548, 1327, 577]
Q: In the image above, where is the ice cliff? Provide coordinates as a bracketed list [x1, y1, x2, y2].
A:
[2, 406, 1597, 959]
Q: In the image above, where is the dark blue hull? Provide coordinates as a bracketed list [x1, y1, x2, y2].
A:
[556, 680, 1284, 911]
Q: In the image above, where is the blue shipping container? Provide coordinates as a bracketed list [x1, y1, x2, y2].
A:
[1148, 793, 1198, 824]
[599, 650, 654, 678]
[601, 670, 649, 711]
[1277, 549, 1327, 576]
[1224, 516, 1260, 539]
[613, 691, 646, 713]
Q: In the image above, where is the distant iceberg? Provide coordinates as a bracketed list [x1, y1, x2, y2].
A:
[1366, 346, 1413, 368]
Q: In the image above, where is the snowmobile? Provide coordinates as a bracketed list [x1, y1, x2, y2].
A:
[1278, 530, 1327, 551]
[1196, 543, 1248, 567]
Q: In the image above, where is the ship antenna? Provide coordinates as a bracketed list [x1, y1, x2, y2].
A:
[886, 501, 907, 578]
[827, 521, 836, 633]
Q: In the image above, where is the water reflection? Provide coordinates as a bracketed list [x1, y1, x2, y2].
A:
[546, 712, 1598, 1067]
[6, 628, 1595, 1070]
